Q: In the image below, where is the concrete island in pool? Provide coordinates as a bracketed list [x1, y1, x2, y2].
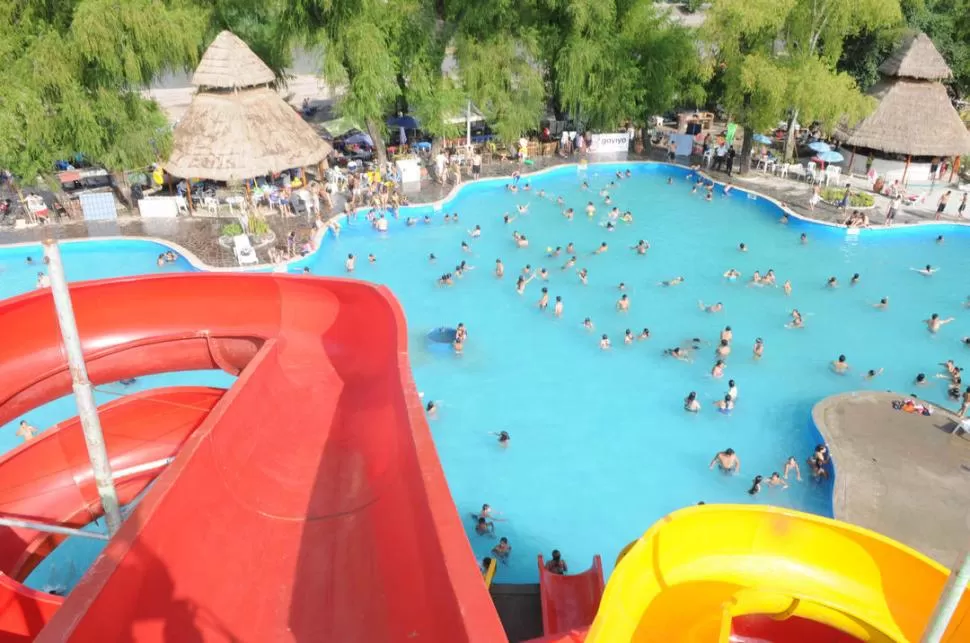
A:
[0, 161, 967, 640]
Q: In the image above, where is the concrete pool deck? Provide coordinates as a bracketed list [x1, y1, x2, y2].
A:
[813, 391, 970, 567]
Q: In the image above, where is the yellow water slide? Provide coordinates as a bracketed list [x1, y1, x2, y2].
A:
[584, 505, 970, 643]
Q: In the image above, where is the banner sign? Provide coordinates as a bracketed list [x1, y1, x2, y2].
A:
[589, 132, 630, 154]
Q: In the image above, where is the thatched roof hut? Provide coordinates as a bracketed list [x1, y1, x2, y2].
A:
[836, 33, 970, 158]
[165, 31, 331, 182]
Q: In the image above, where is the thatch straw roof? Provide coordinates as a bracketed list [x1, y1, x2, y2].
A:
[878, 33, 952, 81]
[165, 87, 332, 181]
[192, 31, 275, 90]
[835, 79, 970, 156]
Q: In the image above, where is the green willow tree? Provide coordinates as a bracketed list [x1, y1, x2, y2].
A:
[0, 0, 206, 179]
[538, 0, 704, 130]
[703, 0, 892, 172]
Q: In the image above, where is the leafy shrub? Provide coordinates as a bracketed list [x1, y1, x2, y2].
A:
[820, 187, 874, 208]
[221, 222, 243, 236]
[248, 214, 271, 236]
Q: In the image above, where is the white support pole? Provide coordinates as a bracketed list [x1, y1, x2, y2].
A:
[922, 551, 970, 643]
[42, 240, 123, 537]
[0, 516, 109, 541]
[466, 100, 472, 149]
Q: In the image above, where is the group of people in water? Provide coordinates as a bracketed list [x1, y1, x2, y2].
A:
[369, 164, 970, 577]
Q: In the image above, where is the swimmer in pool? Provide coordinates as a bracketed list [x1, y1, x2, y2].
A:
[925, 313, 955, 333]
[566, 242, 575, 254]
[492, 431, 511, 447]
[538, 267, 549, 280]
[667, 177, 674, 185]
[664, 347, 692, 362]
[538, 288, 549, 310]
[585, 202, 596, 217]
[716, 339, 731, 358]
[624, 329, 635, 344]
[548, 246, 562, 258]
[639, 328, 650, 340]
[723, 269, 741, 280]
[503, 213, 515, 224]
[800, 233, 808, 244]
[345, 253, 356, 272]
[438, 273, 454, 286]
[873, 297, 889, 309]
[684, 391, 701, 412]
[592, 242, 608, 254]
[469, 225, 482, 237]
[621, 211, 634, 223]
[516, 234, 529, 248]
[753, 338, 764, 359]
[426, 401, 438, 417]
[787, 309, 804, 329]
[562, 207, 574, 220]
[721, 326, 733, 343]
[515, 275, 534, 294]
[461, 240, 471, 253]
[475, 517, 495, 536]
[762, 269, 777, 286]
[850, 273, 860, 286]
[826, 276, 838, 288]
[554, 296, 563, 317]
[583, 317, 594, 331]
[578, 268, 589, 285]
[738, 243, 748, 252]
[714, 394, 734, 411]
[766, 473, 788, 489]
[711, 360, 725, 378]
[698, 301, 724, 313]
[912, 264, 939, 276]
[750, 271, 762, 285]
[495, 259, 505, 278]
[783, 280, 792, 296]
[521, 264, 532, 276]
[516, 204, 529, 214]
[632, 240, 649, 255]
[784, 456, 801, 481]
[659, 276, 685, 287]
[618, 282, 626, 291]
[864, 368, 884, 380]
[710, 448, 740, 474]
[562, 256, 577, 270]
[937, 235, 945, 244]
[832, 354, 850, 374]
[748, 475, 764, 495]
[616, 294, 630, 311]
[600, 334, 611, 350]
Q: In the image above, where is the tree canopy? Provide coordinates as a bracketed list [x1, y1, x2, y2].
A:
[0, 0, 206, 179]
[702, 0, 899, 170]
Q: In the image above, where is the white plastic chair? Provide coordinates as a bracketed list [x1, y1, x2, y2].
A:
[825, 166, 841, 186]
[756, 156, 770, 172]
[703, 148, 714, 168]
[806, 162, 819, 183]
[776, 163, 789, 179]
[787, 164, 806, 180]
[203, 196, 219, 216]
[175, 196, 189, 216]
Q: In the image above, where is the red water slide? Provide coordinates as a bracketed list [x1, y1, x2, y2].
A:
[532, 555, 604, 642]
[0, 274, 505, 642]
[0, 388, 222, 640]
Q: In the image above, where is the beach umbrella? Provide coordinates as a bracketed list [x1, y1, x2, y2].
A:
[752, 134, 773, 144]
[816, 150, 844, 163]
[808, 141, 832, 153]
[344, 132, 374, 147]
[387, 115, 420, 129]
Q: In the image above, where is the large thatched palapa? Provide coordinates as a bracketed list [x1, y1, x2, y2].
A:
[836, 33, 970, 158]
[165, 31, 331, 182]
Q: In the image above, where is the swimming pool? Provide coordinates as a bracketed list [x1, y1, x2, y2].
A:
[5, 163, 970, 587]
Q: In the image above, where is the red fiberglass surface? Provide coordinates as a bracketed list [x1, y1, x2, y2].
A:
[536, 555, 604, 639]
[0, 387, 221, 641]
[0, 274, 503, 642]
[731, 614, 865, 643]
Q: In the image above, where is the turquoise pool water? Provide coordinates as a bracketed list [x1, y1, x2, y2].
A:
[3, 163, 970, 588]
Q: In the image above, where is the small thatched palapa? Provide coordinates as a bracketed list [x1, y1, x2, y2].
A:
[165, 31, 331, 181]
[836, 32, 970, 157]
[878, 33, 951, 81]
[166, 88, 332, 181]
[192, 31, 275, 90]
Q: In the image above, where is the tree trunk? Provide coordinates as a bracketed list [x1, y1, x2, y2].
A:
[739, 127, 754, 175]
[367, 118, 387, 165]
[782, 109, 799, 162]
